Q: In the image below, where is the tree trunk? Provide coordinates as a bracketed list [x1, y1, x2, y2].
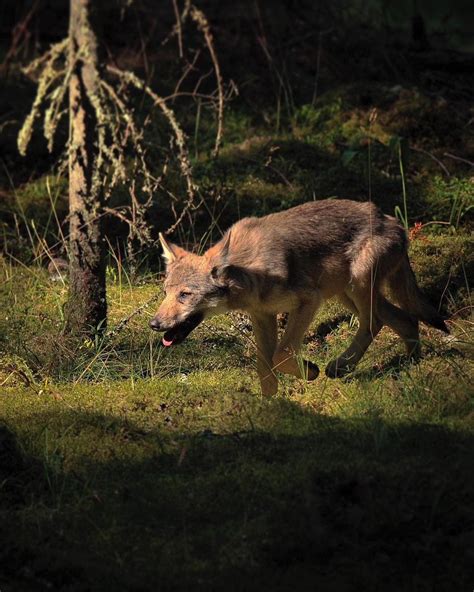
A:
[66, 0, 106, 335]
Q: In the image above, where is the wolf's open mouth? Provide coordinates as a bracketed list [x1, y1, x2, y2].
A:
[161, 313, 204, 347]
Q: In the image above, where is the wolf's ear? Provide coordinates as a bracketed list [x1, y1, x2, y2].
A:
[210, 264, 244, 290]
[219, 231, 232, 259]
[205, 230, 232, 261]
[210, 265, 226, 283]
[159, 233, 188, 265]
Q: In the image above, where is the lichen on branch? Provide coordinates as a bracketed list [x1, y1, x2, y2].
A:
[18, 39, 68, 155]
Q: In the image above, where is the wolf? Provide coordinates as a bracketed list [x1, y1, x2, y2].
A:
[150, 199, 448, 395]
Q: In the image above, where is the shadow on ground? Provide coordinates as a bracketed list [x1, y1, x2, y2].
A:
[1, 398, 473, 592]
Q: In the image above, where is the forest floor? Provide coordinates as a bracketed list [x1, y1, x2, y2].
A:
[1, 35, 474, 591]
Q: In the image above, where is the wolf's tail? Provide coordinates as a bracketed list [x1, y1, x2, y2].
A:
[388, 254, 449, 333]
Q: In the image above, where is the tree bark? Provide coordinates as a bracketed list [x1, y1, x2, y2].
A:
[66, 0, 106, 335]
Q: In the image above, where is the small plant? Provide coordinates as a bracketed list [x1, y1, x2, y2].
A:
[390, 135, 410, 230]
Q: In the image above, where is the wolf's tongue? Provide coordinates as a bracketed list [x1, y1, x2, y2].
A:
[162, 337, 174, 347]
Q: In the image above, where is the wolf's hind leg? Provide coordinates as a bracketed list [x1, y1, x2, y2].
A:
[377, 296, 421, 358]
[338, 293, 358, 314]
[251, 313, 278, 395]
[273, 298, 321, 380]
[326, 287, 382, 378]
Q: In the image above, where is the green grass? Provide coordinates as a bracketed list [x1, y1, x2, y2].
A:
[1, 231, 473, 591]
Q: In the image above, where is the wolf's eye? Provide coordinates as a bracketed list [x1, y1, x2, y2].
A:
[179, 291, 192, 300]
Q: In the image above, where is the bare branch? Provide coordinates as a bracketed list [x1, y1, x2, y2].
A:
[189, 4, 224, 157]
[411, 146, 450, 176]
[0, 0, 40, 75]
[172, 0, 184, 58]
[106, 64, 197, 235]
[443, 152, 474, 167]
[172, 49, 201, 101]
[105, 292, 161, 339]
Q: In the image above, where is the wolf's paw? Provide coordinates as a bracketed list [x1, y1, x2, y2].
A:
[304, 360, 320, 381]
[273, 350, 319, 380]
[325, 359, 354, 379]
[405, 340, 422, 360]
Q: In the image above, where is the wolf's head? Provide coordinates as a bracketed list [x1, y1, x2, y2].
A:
[150, 233, 232, 347]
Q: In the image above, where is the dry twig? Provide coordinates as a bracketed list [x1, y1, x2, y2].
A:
[189, 5, 224, 157]
[443, 152, 474, 167]
[105, 293, 161, 339]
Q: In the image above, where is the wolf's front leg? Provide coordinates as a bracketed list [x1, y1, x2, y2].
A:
[251, 313, 278, 395]
[273, 298, 321, 381]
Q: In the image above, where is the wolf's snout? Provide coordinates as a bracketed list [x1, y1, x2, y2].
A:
[149, 318, 162, 331]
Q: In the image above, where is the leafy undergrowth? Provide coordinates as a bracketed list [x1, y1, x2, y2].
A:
[1, 233, 473, 591]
